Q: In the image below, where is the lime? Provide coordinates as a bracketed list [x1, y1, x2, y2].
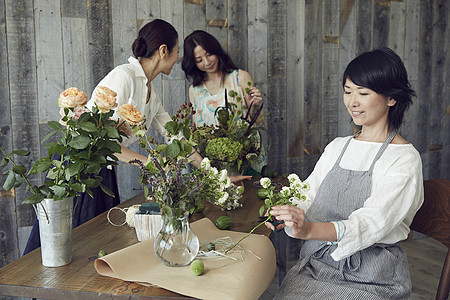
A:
[257, 188, 269, 199]
[98, 250, 107, 257]
[190, 259, 204, 276]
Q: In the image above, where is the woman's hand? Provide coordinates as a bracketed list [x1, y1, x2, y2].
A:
[248, 86, 262, 105]
[230, 175, 252, 186]
[268, 205, 309, 239]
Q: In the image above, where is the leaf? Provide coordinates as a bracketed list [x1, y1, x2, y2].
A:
[183, 127, 191, 140]
[106, 127, 120, 138]
[30, 159, 52, 174]
[23, 193, 45, 204]
[0, 158, 8, 167]
[47, 120, 62, 130]
[67, 161, 83, 177]
[12, 164, 26, 175]
[99, 183, 115, 197]
[259, 205, 266, 217]
[164, 120, 178, 135]
[2, 170, 15, 191]
[166, 143, 180, 158]
[70, 183, 85, 193]
[41, 130, 58, 145]
[53, 185, 67, 197]
[68, 135, 91, 149]
[157, 144, 167, 152]
[78, 121, 97, 132]
[83, 178, 98, 188]
[11, 150, 31, 156]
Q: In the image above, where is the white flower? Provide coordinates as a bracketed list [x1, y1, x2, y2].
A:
[260, 177, 271, 189]
[200, 157, 211, 171]
[218, 192, 229, 204]
[209, 167, 218, 176]
[219, 169, 228, 182]
[225, 177, 232, 188]
[287, 173, 299, 183]
[280, 186, 290, 198]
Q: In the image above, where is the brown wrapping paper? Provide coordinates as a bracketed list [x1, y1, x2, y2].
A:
[95, 218, 276, 300]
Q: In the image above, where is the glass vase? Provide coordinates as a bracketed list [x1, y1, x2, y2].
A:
[153, 212, 199, 267]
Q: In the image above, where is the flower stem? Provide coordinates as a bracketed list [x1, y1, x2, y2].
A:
[224, 215, 271, 254]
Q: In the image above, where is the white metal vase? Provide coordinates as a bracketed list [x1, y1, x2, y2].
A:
[36, 197, 73, 267]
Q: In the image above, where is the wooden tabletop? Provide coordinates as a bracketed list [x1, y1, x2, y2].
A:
[0, 178, 270, 299]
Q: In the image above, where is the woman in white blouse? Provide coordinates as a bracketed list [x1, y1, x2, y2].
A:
[269, 48, 423, 299]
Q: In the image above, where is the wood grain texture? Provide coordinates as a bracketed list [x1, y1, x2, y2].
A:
[87, 0, 113, 88]
[34, 0, 65, 123]
[227, 0, 248, 70]
[267, 0, 287, 173]
[5, 0, 41, 228]
[111, 0, 137, 67]
[0, 180, 270, 298]
[206, 0, 228, 49]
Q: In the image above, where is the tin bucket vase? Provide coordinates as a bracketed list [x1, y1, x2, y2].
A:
[37, 197, 73, 267]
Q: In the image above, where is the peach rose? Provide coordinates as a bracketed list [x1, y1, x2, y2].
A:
[117, 104, 144, 125]
[58, 87, 88, 108]
[93, 86, 118, 112]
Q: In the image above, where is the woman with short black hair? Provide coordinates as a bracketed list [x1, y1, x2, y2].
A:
[269, 47, 423, 299]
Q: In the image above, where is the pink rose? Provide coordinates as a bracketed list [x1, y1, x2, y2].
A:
[58, 87, 88, 108]
[93, 86, 118, 112]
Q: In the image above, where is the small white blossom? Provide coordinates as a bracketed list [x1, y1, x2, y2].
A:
[280, 186, 290, 198]
[200, 157, 211, 171]
[287, 173, 299, 183]
[260, 177, 271, 189]
[219, 169, 228, 182]
[209, 167, 219, 176]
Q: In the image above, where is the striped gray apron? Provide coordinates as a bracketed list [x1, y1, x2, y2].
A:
[275, 131, 412, 299]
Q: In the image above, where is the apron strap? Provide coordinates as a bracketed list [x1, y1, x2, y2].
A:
[335, 136, 354, 165]
[368, 130, 397, 172]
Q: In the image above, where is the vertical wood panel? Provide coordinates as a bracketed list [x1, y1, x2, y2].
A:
[417, 0, 433, 175]
[87, 0, 113, 88]
[228, 0, 248, 69]
[111, 0, 137, 67]
[286, 0, 304, 171]
[337, 0, 356, 137]
[247, 0, 268, 97]
[0, 0, 19, 268]
[321, 0, 340, 146]
[372, 0, 389, 48]
[183, 0, 206, 35]
[356, 0, 372, 54]
[402, 0, 420, 146]
[206, 0, 228, 48]
[5, 0, 40, 231]
[34, 0, 64, 123]
[61, 1, 91, 94]
[267, 0, 287, 173]
[444, 3, 450, 180]
[303, 0, 322, 173]
[429, 0, 447, 179]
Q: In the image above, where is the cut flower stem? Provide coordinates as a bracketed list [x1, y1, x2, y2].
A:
[224, 215, 271, 254]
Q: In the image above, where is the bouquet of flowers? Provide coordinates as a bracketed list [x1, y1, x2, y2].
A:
[120, 102, 243, 228]
[225, 174, 312, 253]
[191, 88, 265, 175]
[0, 87, 128, 204]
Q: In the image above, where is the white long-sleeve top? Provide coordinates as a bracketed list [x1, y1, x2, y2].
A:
[288, 136, 424, 261]
[87, 56, 172, 147]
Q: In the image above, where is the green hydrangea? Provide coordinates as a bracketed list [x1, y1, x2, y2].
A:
[205, 137, 243, 162]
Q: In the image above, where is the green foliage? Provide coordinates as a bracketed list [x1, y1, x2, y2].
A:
[191, 85, 265, 173]
[0, 102, 125, 204]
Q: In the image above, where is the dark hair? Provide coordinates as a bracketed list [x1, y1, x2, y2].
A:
[182, 30, 237, 86]
[132, 19, 178, 59]
[342, 47, 416, 131]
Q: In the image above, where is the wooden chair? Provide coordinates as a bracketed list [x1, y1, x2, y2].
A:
[409, 179, 450, 300]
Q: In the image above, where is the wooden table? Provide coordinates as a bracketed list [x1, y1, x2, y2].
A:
[0, 179, 270, 299]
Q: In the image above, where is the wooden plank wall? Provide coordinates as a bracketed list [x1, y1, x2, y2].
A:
[0, 0, 449, 268]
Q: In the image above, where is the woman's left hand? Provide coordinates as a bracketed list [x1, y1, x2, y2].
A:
[269, 205, 308, 239]
[248, 86, 262, 105]
[230, 175, 252, 186]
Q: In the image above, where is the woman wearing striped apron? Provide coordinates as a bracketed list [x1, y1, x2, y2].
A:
[269, 48, 423, 299]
